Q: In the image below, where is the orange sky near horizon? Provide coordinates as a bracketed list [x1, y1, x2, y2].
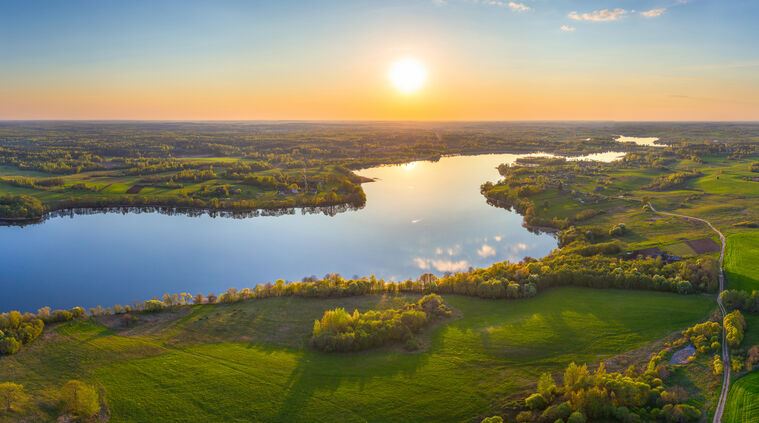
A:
[2, 0, 758, 121]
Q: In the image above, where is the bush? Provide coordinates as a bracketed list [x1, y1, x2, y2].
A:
[481, 417, 504, 423]
[567, 411, 586, 423]
[609, 223, 627, 237]
[526, 393, 548, 410]
[539, 401, 571, 423]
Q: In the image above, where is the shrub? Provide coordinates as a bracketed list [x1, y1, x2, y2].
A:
[526, 393, 548, 410]
[567, 411, 586, 423]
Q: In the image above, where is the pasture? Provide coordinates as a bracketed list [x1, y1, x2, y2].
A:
[725, 231, 759, 292]
[0, 288, 715, 422]
[724, 372, 759, 423]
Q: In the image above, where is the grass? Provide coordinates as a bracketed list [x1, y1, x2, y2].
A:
[724, 372, 759, 423]
[725, 231, 759, 292]
[0, 288, 715, 422]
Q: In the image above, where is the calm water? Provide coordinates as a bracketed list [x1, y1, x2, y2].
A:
[0, 153, 621, 312]
[616, 135, 664, 147]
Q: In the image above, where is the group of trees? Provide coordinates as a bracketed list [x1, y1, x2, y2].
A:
[510, 360, 701, 423]
[724, 310, 746, 349]
[0, 311, 44, 355]
[644, 171, 703, 191]
[311, 294, 451, 352]
[719, 289, 759, 313]
[0, 380, 100, 420]
[682, 321, 721, 354]
[0, 194, 45, 220]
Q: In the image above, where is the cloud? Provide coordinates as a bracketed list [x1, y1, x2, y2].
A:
[431, 259, 470, 272]
[493, 235, 503, 242]
[414, 258, 470, 272]
[568, 8, 627, 22]
[413, 257, 430, 270]
[641, 8, 666, 18]
[508, 2, 530, 12]
[477, 244, 497, 258]
[560, 24, 576, 32]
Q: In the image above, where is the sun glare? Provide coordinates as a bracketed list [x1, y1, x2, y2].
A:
[388, 58, 427, 94]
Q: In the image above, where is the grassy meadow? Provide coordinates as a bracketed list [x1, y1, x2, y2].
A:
[724, 372, 759, 423]
[0, 288, 716, 422]
[725, 231, 759, 292]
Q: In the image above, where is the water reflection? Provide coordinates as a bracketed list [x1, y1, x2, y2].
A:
[615, 135, 665, 147]
[0, 152, 623, 311]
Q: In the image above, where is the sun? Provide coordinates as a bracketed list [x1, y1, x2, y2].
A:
[388, 58, 427, 94]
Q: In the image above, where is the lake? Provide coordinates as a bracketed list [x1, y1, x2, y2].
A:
[0, 152, 622, 312]
[616, 135, 664, 147]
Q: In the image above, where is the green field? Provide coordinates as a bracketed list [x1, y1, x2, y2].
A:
[0, 288, 715, 422]
[725, 231, 759, 292]
[724, 372, 759, 423]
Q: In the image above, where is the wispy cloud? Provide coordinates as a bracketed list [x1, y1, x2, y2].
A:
[641, 8, 666, 18]
[414, 257, 470, 272]
[508, 2, 530, 12]
[477, 244, 496, 258]
[560, 24, 576, 32]
[568, 8, 627, 22]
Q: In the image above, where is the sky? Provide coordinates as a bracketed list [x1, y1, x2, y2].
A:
[1, 0, 758, 121]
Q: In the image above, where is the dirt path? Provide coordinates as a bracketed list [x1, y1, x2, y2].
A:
[648, 203, 729, 422]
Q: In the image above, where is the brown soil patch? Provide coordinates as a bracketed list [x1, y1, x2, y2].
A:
[685, 238, 721, 254]
[126, 184, 146, 194]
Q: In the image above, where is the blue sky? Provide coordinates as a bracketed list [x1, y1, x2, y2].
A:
[1, 0, 757, 120]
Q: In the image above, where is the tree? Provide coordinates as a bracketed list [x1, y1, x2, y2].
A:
[0, 337, 21, 355]
[567, 411, 586, 423]
[481, 416, 504, 423]
[537, 372, 557, 399]
[0, 382, 28, 414]
[60, 380, 99, 419]
[713, 355, 724, 375]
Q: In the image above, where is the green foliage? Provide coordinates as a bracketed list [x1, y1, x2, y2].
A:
[724, 310, 747, 348]
[0, 311, 44, 355]
[60, 380, 99, 419]
[712, 354, 725, 375]
[481, 416, 504, 423]
[0, 382, 28, 414]
[683, 321, 722, 354]
[525, 393, 548, 410]
[566, 411, 586, 423]
[645, 171, 703, 191]
[522, 359, 700, 422]
[609, 223, 627, 237]
[0, 194, 44, 219]
[311, 294, 451, 352]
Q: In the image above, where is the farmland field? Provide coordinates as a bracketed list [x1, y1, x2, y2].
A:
[0, 288, 715, 422]
[725, 231, 759, 292]
[724, 372, 759, 423]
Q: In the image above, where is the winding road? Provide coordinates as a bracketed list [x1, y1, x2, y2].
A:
[648, 204, 729, 422]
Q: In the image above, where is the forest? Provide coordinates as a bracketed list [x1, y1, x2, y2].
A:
[1, 121, 756, 221]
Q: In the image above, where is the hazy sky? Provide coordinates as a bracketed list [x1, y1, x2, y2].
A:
[1, 0, 758, 120]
